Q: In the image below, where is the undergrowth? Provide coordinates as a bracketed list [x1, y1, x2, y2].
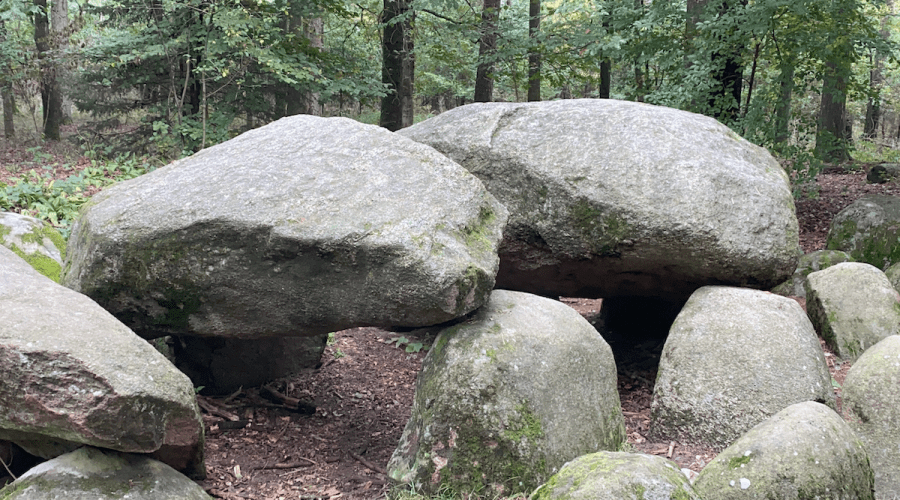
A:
[0, 152, 159, 238]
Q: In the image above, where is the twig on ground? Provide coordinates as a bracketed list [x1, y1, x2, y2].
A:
[667, 441, 676, 459]
[197, 396, 241, 421]
[349, 451, 386, 475]
[0, 454, 15, 481]
[257, 457, 318, 470]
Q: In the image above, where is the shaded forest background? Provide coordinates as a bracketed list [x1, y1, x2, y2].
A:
[1, 0, 900, 194]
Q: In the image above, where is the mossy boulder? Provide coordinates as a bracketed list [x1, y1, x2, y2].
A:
[62, 115, 507, 340]
[826, 194, 900, 269]
[770, 249, 853, 299]
[400, 99, 799, 301]
[842, 335, 900, 499]
[693, 401, 873, 500]
[387, 290, 625, 496]
[650, 286, 833, 449]
[529, 451, 701, 500]
[883, 261, 900, 292]
[805, 262, 900, 362]
[0, 447, 212, 499]
[0, 245, 204, 477]
[0, 211, 66, 282]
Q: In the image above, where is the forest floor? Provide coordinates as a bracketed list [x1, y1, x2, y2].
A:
[3, 139, 900, 499]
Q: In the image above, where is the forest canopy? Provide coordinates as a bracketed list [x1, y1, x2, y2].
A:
[0, 0, 896, 171]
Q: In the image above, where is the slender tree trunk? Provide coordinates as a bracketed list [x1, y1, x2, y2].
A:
[51, 0, 71, 124]
[816, 56, 852, 162]
[474, 0, 500, 103]
[526, 0, 541, 102]
[864, 0, 891, 139]
[380, 0, 414, 130]
[864, 58, 882, 140]
[33, 0, 62, 140]
[599, 61, 611, 99]
[0, 18, 15, 138]
[303, 18, 324, 116]
[773, 61, 794, 150]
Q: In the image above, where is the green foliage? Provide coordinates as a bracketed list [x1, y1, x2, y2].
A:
[388, 336, 428, 353]
[71, 0, 384, 155]
[0, 154, 158, 237]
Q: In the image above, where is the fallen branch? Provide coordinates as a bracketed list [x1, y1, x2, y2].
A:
[667, 441, 676, 459]
[197, 396, 240, 421]
[349, 451, 386, 475]
[257, 457, 318, 470]
[260, 385, 316, 414]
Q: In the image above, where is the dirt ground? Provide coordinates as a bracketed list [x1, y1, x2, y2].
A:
[0, 150, 895, 499]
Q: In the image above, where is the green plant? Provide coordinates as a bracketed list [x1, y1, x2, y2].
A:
[333, 349, 346, 359]
[327, 332, 337, 346]
[0, 153, 159, 238]
[388, 336, 427, 353]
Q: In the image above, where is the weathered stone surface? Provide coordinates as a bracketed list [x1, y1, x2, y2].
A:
[529, 451, 701, 500]
[827, 194, 900, 269]
[0, 245, 204, 476]
[884, 262, 900, 292]
[693, 401, 873, 500]
[650, 286, 833, 449]
[805, 262, 900, 362]
[0, 447, 212, 499]
[388, 290, 625, 496]
[399, 99, 799, 300]
[867, 163, 900, 184]
[62, 115, 507, 340]
[174, 335, 327, 394]
[770, 249, 852, 299]
[0, 212, 66, 282]
[843, 335, 900, 500]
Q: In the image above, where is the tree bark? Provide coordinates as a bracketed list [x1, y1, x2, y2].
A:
[33, 0, 62, 140]
[816, 56, 852, 162]
[773, 61, 794, 150]
[474, 0, 500, 103]
[380, 0, 414, 130]
[51, 0, 71, 124]
[0, 18, 15, 138]
[526, 0, 541, 102]
[863, 0, 891, 139]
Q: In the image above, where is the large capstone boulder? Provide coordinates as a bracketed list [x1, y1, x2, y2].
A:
[826, 194, 900, 269]
[529, 452, 701, 500]
[842, 335, 900, 500]
[399, 99, 799, 300]
[0, 211, 66, 282]
[62, 115, 507, 340]
[650, 286, 833, 449]
[0, 447, 212, 499]
[805, 262, 900, 362]
[387, 290, 625, 496]
[0, 245, 204, 477]
[770, 249, 852, 299]
[693, 401, 873, 500]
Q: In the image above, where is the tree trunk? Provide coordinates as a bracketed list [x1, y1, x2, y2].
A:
[33, 0, 62, 140]
[51, 0, 71, 124]
[526, 0, 541, 102]
[0, 18, 15, 138]
[864, 0, 891, 139]
[864, 57, 881, 140]
[474, 0, 500, 103]
[773, 61, 794, 150]
[302, 18, 324, 116]
[380, 0, 414, 130]
[599, 60, 611, 99]
[816, 56, 852, 162]
[686, 0, 745, 122]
